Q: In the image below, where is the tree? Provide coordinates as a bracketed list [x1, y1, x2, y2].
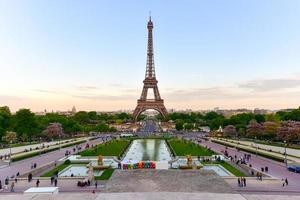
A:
[175, 119, 184, 131]
[88, 111, 98, 120]
[265, 114, 280, 123]
[184, 123, 194, 130]
[0, 106, 11, 141]
[223, 125, 237, 137]
[73, 111, 89, 124]
[262, 121, 279, 140]
[94, 123, 110, 132]
[43, 123, 63, 139]
[246, 120, 263, 138]
[2, 131, 17, 143]
[277, 121, 300, 143]
[13, 109, 39, 140]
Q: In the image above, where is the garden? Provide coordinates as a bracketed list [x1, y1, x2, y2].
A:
[79, 139, 131, 158]
[167, 139, 215, 156]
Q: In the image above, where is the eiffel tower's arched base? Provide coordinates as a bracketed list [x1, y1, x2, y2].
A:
[133, 99, 168, 122]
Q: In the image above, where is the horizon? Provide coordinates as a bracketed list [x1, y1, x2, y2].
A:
[1, 1, 300, 112]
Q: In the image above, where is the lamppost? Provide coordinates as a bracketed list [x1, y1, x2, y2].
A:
[284, 140, 287, 168]
[255, 136, 258, 157]
[9, 140, 12, 166]
[39, 137, 42, 156]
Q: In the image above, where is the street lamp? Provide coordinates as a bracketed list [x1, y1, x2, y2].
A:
[9, 140, 12, 166]
[284, 140, 287, 168]
[255, 136, 258, 157]
[39, 137, 42, 156]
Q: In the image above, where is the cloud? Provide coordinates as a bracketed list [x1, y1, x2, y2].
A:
[238, 78, 300, 92]
[71, 94, 136, 101]
[33, 89, 63, 94]
[108, 83, 123, 87]
[74, 86, 99, 91]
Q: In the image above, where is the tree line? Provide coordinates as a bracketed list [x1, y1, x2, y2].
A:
[0, 106, 132, 143]
[168, 108, 300, 143]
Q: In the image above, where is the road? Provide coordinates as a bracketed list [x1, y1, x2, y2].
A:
[0, 137, 107, 181]
[139, 120, 160, 135]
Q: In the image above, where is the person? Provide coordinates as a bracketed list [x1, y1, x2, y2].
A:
[10, 182, 14, 192]
[282, 178, 285, 187]
[265, 166, 268, 173]
[243, 177, 246, 187]
[34, 163, 37, 168]
[16, 172, 20, 177]
[54, 178, 58, 187]
[0, 180, 2, 190]
[238, 178, 241, 187]
[14, 177, 17, 183]
[28, 173, 33, 182]
[95, 181, 98, 189]
[50, 176, 54, 185]
[285, 178, 288, 186]
[36, 179, 40, 187]
[5, 176, 9, 189]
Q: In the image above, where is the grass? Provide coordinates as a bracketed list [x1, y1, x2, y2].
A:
[95, 169, 114, 180]
[41, 163, 70, 177]
[203, 160, 246, 177]
[79, 139, 131, 157]
[167, 139, 215, 156]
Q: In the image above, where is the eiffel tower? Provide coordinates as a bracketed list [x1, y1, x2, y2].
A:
[133, 16, 168, 121]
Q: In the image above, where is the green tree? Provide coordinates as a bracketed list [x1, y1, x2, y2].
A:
[0, 106, 11, 141]
[13, 109, 39, 140]
[175, 119, 184, 130]
[88, 111, 98, 120]
[2, 131, 17, 143]
[73, 111, 89, 124]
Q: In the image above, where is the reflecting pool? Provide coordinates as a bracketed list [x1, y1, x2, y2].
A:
[122, 139, 172, 162]
[59, 165, 103, 177]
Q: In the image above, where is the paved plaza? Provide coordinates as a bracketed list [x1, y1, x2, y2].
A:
[0, 138, 106, 181]
[1, 192, 300, 200]
[197, 139, 300, 192]
[104, 169, 233, 193]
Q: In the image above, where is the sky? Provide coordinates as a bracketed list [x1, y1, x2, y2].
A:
[0, 0, 300, 112]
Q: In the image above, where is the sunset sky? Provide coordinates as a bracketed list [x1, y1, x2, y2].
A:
[1, 0, 300, 112]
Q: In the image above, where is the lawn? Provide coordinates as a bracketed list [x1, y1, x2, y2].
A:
[203, 161, 246, 177]
[167, 139, 215, 156]
[41, 163, 70, 177]
[95, 169, 114, 180]
[79, 139, 131, 157]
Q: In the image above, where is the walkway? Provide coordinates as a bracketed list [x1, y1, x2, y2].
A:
[1, 192, 300, 200]
[0, 138, 106, 181]
[197, 139, 300, 192]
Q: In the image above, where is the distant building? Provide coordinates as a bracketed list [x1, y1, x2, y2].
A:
[71, 106, 76, 114]
[199, 126, 210, 133]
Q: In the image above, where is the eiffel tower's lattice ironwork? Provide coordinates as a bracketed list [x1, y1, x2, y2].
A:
[133, 17, 168, 121]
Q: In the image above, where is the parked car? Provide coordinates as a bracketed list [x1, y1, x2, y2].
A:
[287, 165, 300, 173]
